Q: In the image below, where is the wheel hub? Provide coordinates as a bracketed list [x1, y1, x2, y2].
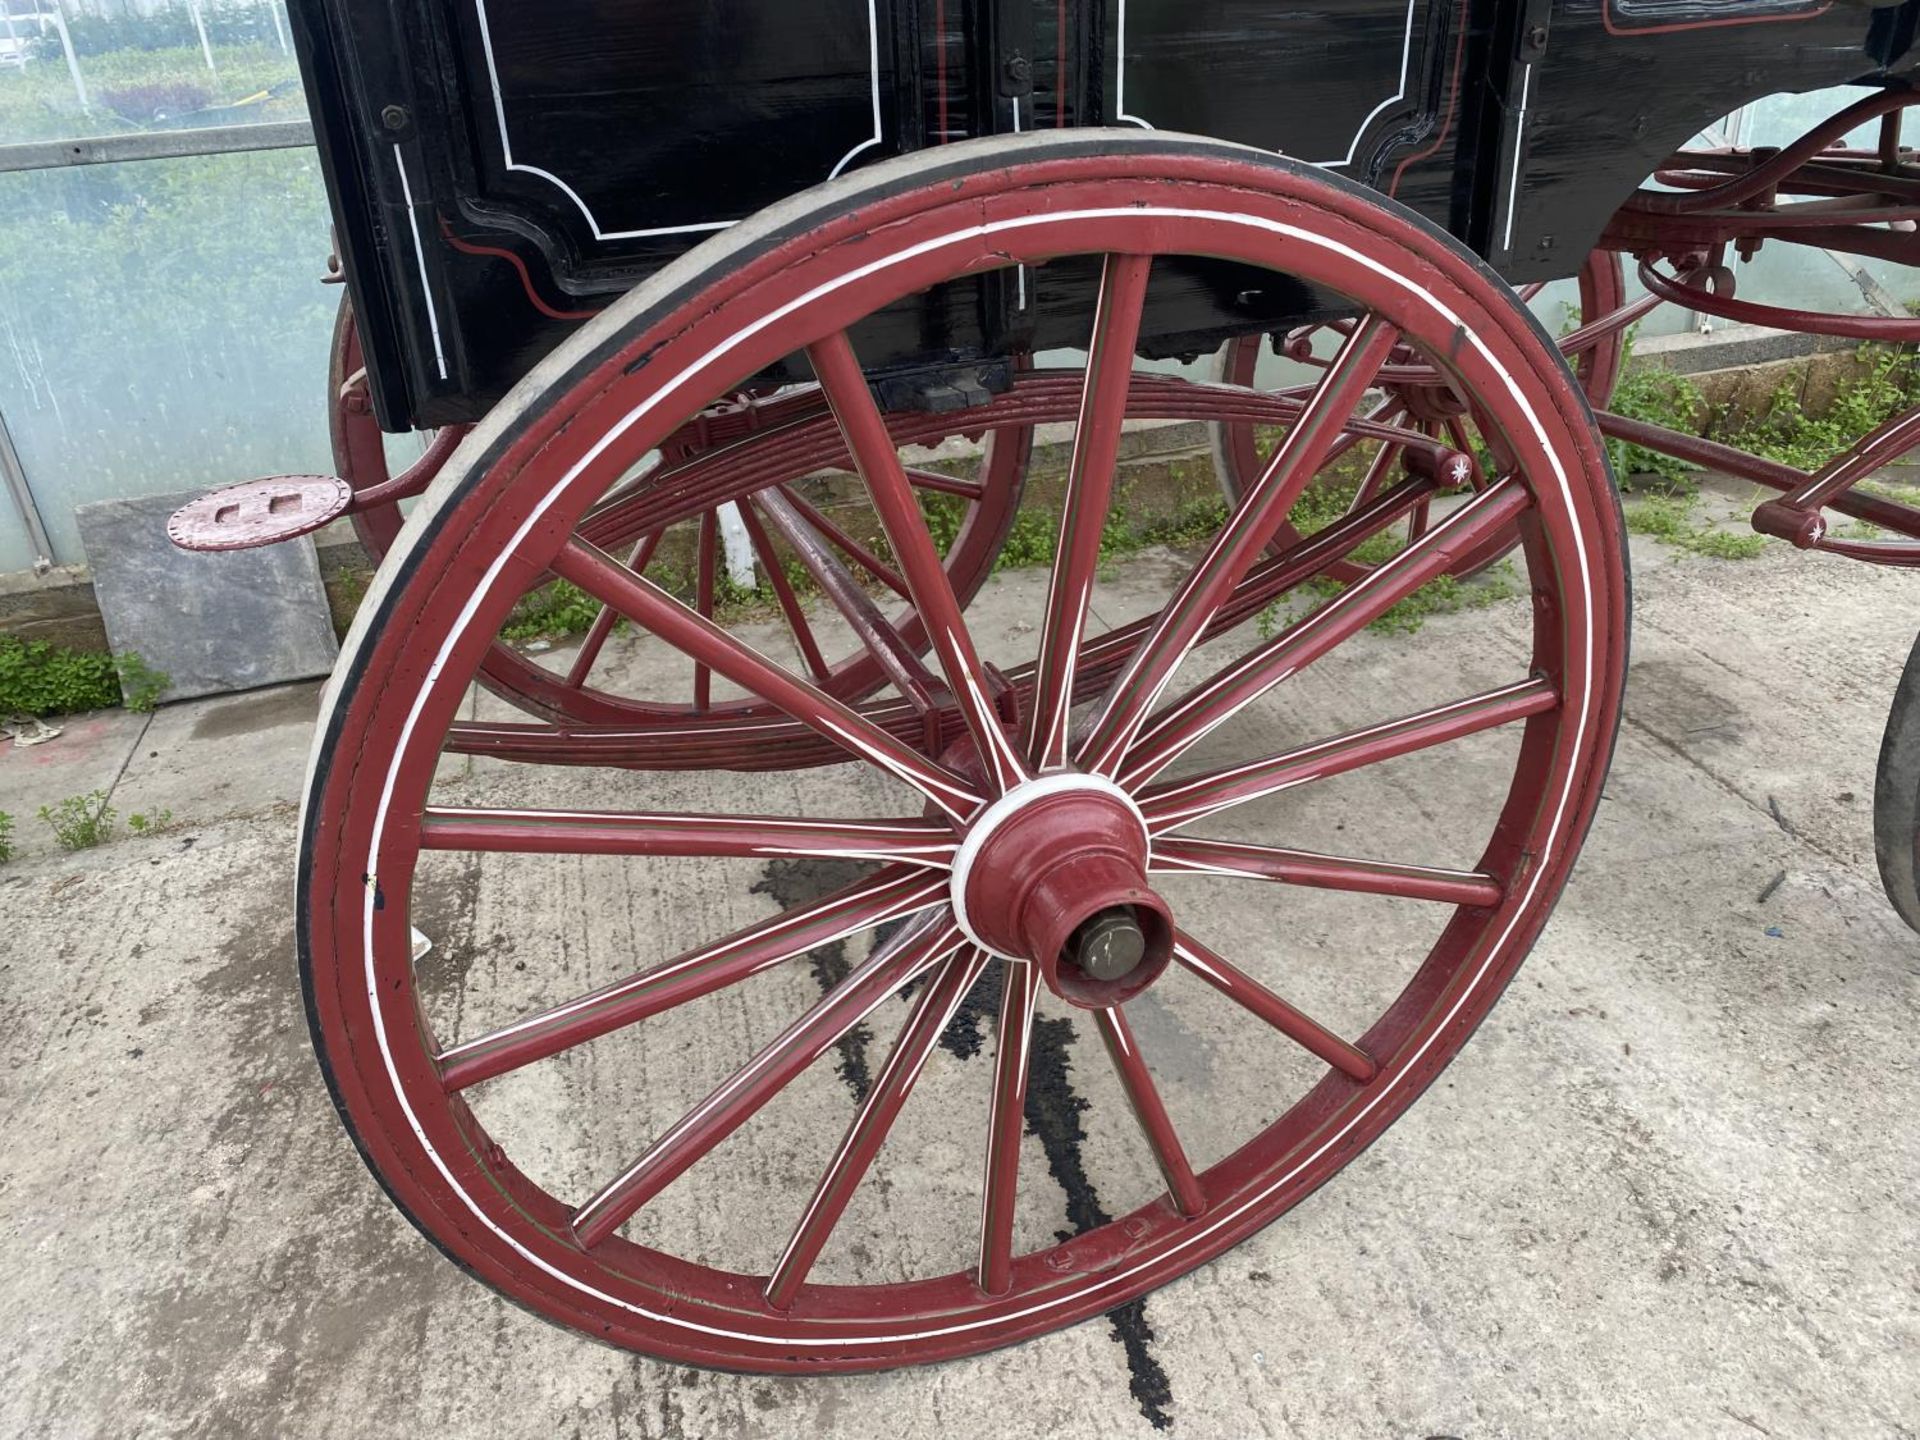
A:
[950, 773, 1173, 1008]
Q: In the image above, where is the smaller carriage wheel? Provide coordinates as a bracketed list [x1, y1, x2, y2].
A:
[1875, 631, 1920, 933]
[329, 299, 1031, 727]
[302, 131, 1627, 1370]
[1210, 249, 1628, 584]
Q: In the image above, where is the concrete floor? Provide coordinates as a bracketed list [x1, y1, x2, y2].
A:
[2, 513, 1917, 1439]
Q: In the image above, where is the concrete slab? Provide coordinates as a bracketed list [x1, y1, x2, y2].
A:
[112, 681, 323, 833]
[76, 492, 338, 705]
[0, 526, 1916, 1439]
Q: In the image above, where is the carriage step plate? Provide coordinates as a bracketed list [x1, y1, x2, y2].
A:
[167, 474, 353, 553]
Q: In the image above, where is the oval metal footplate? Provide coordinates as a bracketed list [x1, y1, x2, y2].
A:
[167, 474, 353, 552]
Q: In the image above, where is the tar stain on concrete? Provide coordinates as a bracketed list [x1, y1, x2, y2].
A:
[752, 857, 880, 1102]
[1023, 1013, 1177, 1430]
[755, 856, 1178, 1429]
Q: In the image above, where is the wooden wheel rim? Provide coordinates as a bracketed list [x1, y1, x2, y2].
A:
[301, 132, 1629, 1370]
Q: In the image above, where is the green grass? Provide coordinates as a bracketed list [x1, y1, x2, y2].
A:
[1255, 558, 1524, 641]
[0, 810, 13, 864]
[1623, 495, 1766, 559]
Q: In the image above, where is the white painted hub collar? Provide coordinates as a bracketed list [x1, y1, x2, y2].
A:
[948, 772, 1150, 957]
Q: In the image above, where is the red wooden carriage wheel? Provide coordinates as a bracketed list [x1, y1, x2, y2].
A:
[1211, 249, 1629, 584]
[329, 299, 1031, 724]
[301, 133, 1629, 1370]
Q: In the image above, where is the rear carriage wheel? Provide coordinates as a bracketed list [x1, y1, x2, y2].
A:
[1876, 631, 1920, 933]
[1210, 249, 1629, 583]
[332, 298, 1031, 728]
[301, 132, 1628, 1370]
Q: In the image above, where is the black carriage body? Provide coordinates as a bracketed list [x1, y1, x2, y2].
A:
[288, 0, 1920, 431]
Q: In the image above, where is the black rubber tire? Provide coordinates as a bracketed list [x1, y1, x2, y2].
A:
[1874, 631, 1920, 933]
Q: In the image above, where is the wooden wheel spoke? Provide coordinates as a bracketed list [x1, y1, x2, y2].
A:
[694, 511, 720, 710]
[734, 498, 832, 683]
[420, 807, 957, 868]
[571, 917, 966, 1250]
[1407, 495, 1433, 543]
[1079, 316, 1404, 775]
[1443, 418, 1480, 485]
[565, 530, 661, 688]
[435, 868, 948, 1092]
[1346, 404, 1412, 514]
[809, 331, 1031, 796]
[1094, 1007, 1206, 1217]
[776, 484, 910, 597]
[1141, 677, 1559, 833]
[549, 538, 983, 819]
[903, 465, 987, 501]
[756, 487, 944, 711]
[1063, 473, 1442, 693]
[1120, 477, 1533, 788]
[765, 944, 993, 1308]
[978, 958, 1041, 1295]
[1028, 253, 1155, 767]
[1152, 837, 1504, 907]
[1174, 933, 1376, 1082]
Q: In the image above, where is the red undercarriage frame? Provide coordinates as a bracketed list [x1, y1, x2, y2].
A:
[1593, 87, 1920, 568]
[174, 91, 1920, 579]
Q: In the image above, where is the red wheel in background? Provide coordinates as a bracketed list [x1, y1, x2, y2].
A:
[328, 298, 1032, 726]
[1210, 249, 1629, 584]
[301, 132, 1628, 1371]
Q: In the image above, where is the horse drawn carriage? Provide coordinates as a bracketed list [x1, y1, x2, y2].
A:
[169, 0, 1920, 1371]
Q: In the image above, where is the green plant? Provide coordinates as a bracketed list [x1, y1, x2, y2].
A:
[113, 652, 170, 712]
[38, 791, 116, 851]
[502, 579, 604, 642]
[1603, 332, 1705, 488]
[1732, 345, 1920, 472]
[0, 637, 122, 717]
[127, 809, 174, 836]
[1623, 495, 1766, 559]
[0, 810, 13, 864]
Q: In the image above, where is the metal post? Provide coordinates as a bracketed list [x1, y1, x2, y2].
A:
[266, 0, 289, 55]
[0, 401, 55, 573]
[716, 501, 757, 589]
[188, 0, 217, 76]
[49, 1, 87, 114]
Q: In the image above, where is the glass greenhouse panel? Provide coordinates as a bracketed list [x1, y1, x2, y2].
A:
[0, 144, 336, 569]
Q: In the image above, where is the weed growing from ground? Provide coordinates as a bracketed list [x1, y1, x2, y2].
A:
[1733, 345, 1920, 472]
[114, 652, 170, 712]
[1623, 495, 1766, 559]
[39, 791, 116, 851]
